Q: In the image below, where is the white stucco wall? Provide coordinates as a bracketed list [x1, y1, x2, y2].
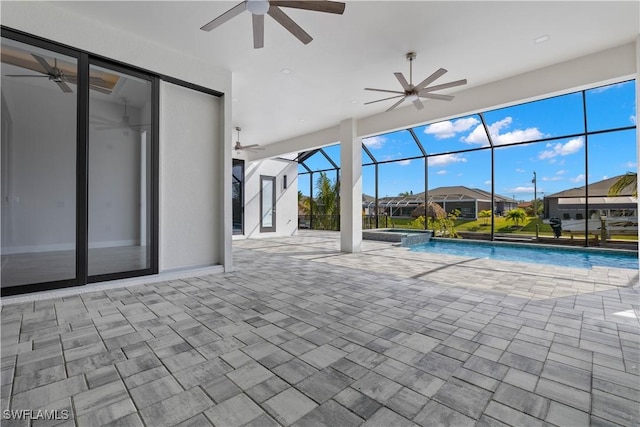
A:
[236, 158, 298, 239]
[160, 82, 224, 270]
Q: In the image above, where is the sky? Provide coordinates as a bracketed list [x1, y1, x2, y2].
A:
[299, 80, 637, 201]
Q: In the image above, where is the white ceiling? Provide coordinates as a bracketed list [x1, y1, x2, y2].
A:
[40, 1, 640, 147]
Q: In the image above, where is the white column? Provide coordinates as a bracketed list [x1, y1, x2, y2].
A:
[340, 118, 362, 253]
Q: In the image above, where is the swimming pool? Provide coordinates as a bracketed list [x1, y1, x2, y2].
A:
[409, 239, 639, 270]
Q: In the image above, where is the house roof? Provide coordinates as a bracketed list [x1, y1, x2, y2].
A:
[545, 175, 636, 198]
[364, 186, 514, 205]
[414, 186, 514, 202]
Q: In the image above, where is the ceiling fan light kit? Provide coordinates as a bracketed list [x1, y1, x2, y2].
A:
[365, 52, 468, 112]
[200, 0, 346, 49]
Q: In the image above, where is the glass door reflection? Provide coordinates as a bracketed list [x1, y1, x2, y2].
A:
[88, 63, 152, 277]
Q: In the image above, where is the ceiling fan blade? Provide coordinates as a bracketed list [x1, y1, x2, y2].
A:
[363, 95, 404, 105]
[5, 74, 48, 78]
[394, 72, 411, 91]
[253, 14, 265, 49]
[200, 1, 247, 31]
[31, 54, 55, 74]
[247, 147, 266, 152]
[268, 6, 313, 44]
[242, 144, 262, 149]
[422, 79, 468, 92]
[56, 80, 73, 93]
[418, 92, 455, 101]
[413, 98, 424, 110]
[364, 88, 406, 95]
[385, 96, 407, 112]
[414, 68, 447, 91]
[271, 1, 346, 14]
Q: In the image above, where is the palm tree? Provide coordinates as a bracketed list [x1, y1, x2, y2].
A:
[608, 172, 637, 197]
[314, 172, 340, 229]
[478, 209, 492, 226]
[505, 208, 527, 228]
[298, 190, 311, 215]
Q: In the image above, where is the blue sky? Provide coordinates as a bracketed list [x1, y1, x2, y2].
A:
[300, 80, 637, 200]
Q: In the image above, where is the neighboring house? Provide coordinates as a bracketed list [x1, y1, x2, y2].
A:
[361, 186, 517, 219]
[544, 176, 638, 220]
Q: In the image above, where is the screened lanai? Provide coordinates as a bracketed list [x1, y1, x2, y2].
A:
[298, 80, 638, 248]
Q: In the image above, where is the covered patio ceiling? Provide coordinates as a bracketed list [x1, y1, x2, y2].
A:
[2, 1, 638, 151]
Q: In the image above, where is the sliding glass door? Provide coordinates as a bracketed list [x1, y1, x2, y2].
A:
[88, 62, 153, 279]
[1, 37, 78, 289]
[1, 30, 158, 294]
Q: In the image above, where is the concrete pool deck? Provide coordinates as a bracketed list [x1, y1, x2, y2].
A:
[1, 230, 639, 426]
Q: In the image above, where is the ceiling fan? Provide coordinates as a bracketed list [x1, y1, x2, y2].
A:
[365, 52, 468, 112]
[91, 99, 149, 134]
[200, 0, 346, 49]
[6, 53, 110, 94]
[234, 127, 264, 152]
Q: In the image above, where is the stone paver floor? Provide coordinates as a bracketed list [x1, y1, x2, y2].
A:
[1, 231, 639, 426]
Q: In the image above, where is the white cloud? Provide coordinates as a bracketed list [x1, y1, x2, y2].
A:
[602, 175, 609, 180]
[542, 169, 567, 181]
[515, 168, 525, 173]
[624, 161, 637, 168]
[436, 170, 447, 175]
[570, 174, 585, 183]
[538, 137, 584, 160]
[484, 180, 492, 185]
[462, 117, 544, 146]
[397, 159, 411, 166]
[423, 117, 479, 139]
[428, 153, 467, 167]
[462, 125, 490, 146]
[630, 115, 636, 124]
[509, 186, 535, 194]
[363, 135, 386, 149]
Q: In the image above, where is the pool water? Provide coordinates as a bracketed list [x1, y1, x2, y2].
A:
[409, 239, 639, 270]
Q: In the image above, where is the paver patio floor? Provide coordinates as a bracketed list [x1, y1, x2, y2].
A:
[2, 231, 639, 426]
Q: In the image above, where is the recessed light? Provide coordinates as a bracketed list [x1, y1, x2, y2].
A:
[351, 100, 358, 104]
[534, 34, 549, 44]
[232, 98, 238, 102]
[281, 68, 292, 75]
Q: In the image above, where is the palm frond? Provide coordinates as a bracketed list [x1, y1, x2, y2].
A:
[607, 172, 637, 197]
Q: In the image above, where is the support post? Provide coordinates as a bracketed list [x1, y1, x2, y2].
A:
[340, 118, 362, 252]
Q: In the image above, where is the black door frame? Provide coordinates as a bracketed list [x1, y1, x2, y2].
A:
[232, 159, 245, 235]
[1, 27, 160, 295]
[260, 175, 276, 233]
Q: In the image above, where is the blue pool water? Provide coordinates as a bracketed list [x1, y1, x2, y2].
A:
[409, 239, 639, 270]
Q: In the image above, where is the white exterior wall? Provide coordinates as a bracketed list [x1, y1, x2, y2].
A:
[237, 158, 298, 239]
[159, 82, 224, 271]
[1, 1, 234, 272]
